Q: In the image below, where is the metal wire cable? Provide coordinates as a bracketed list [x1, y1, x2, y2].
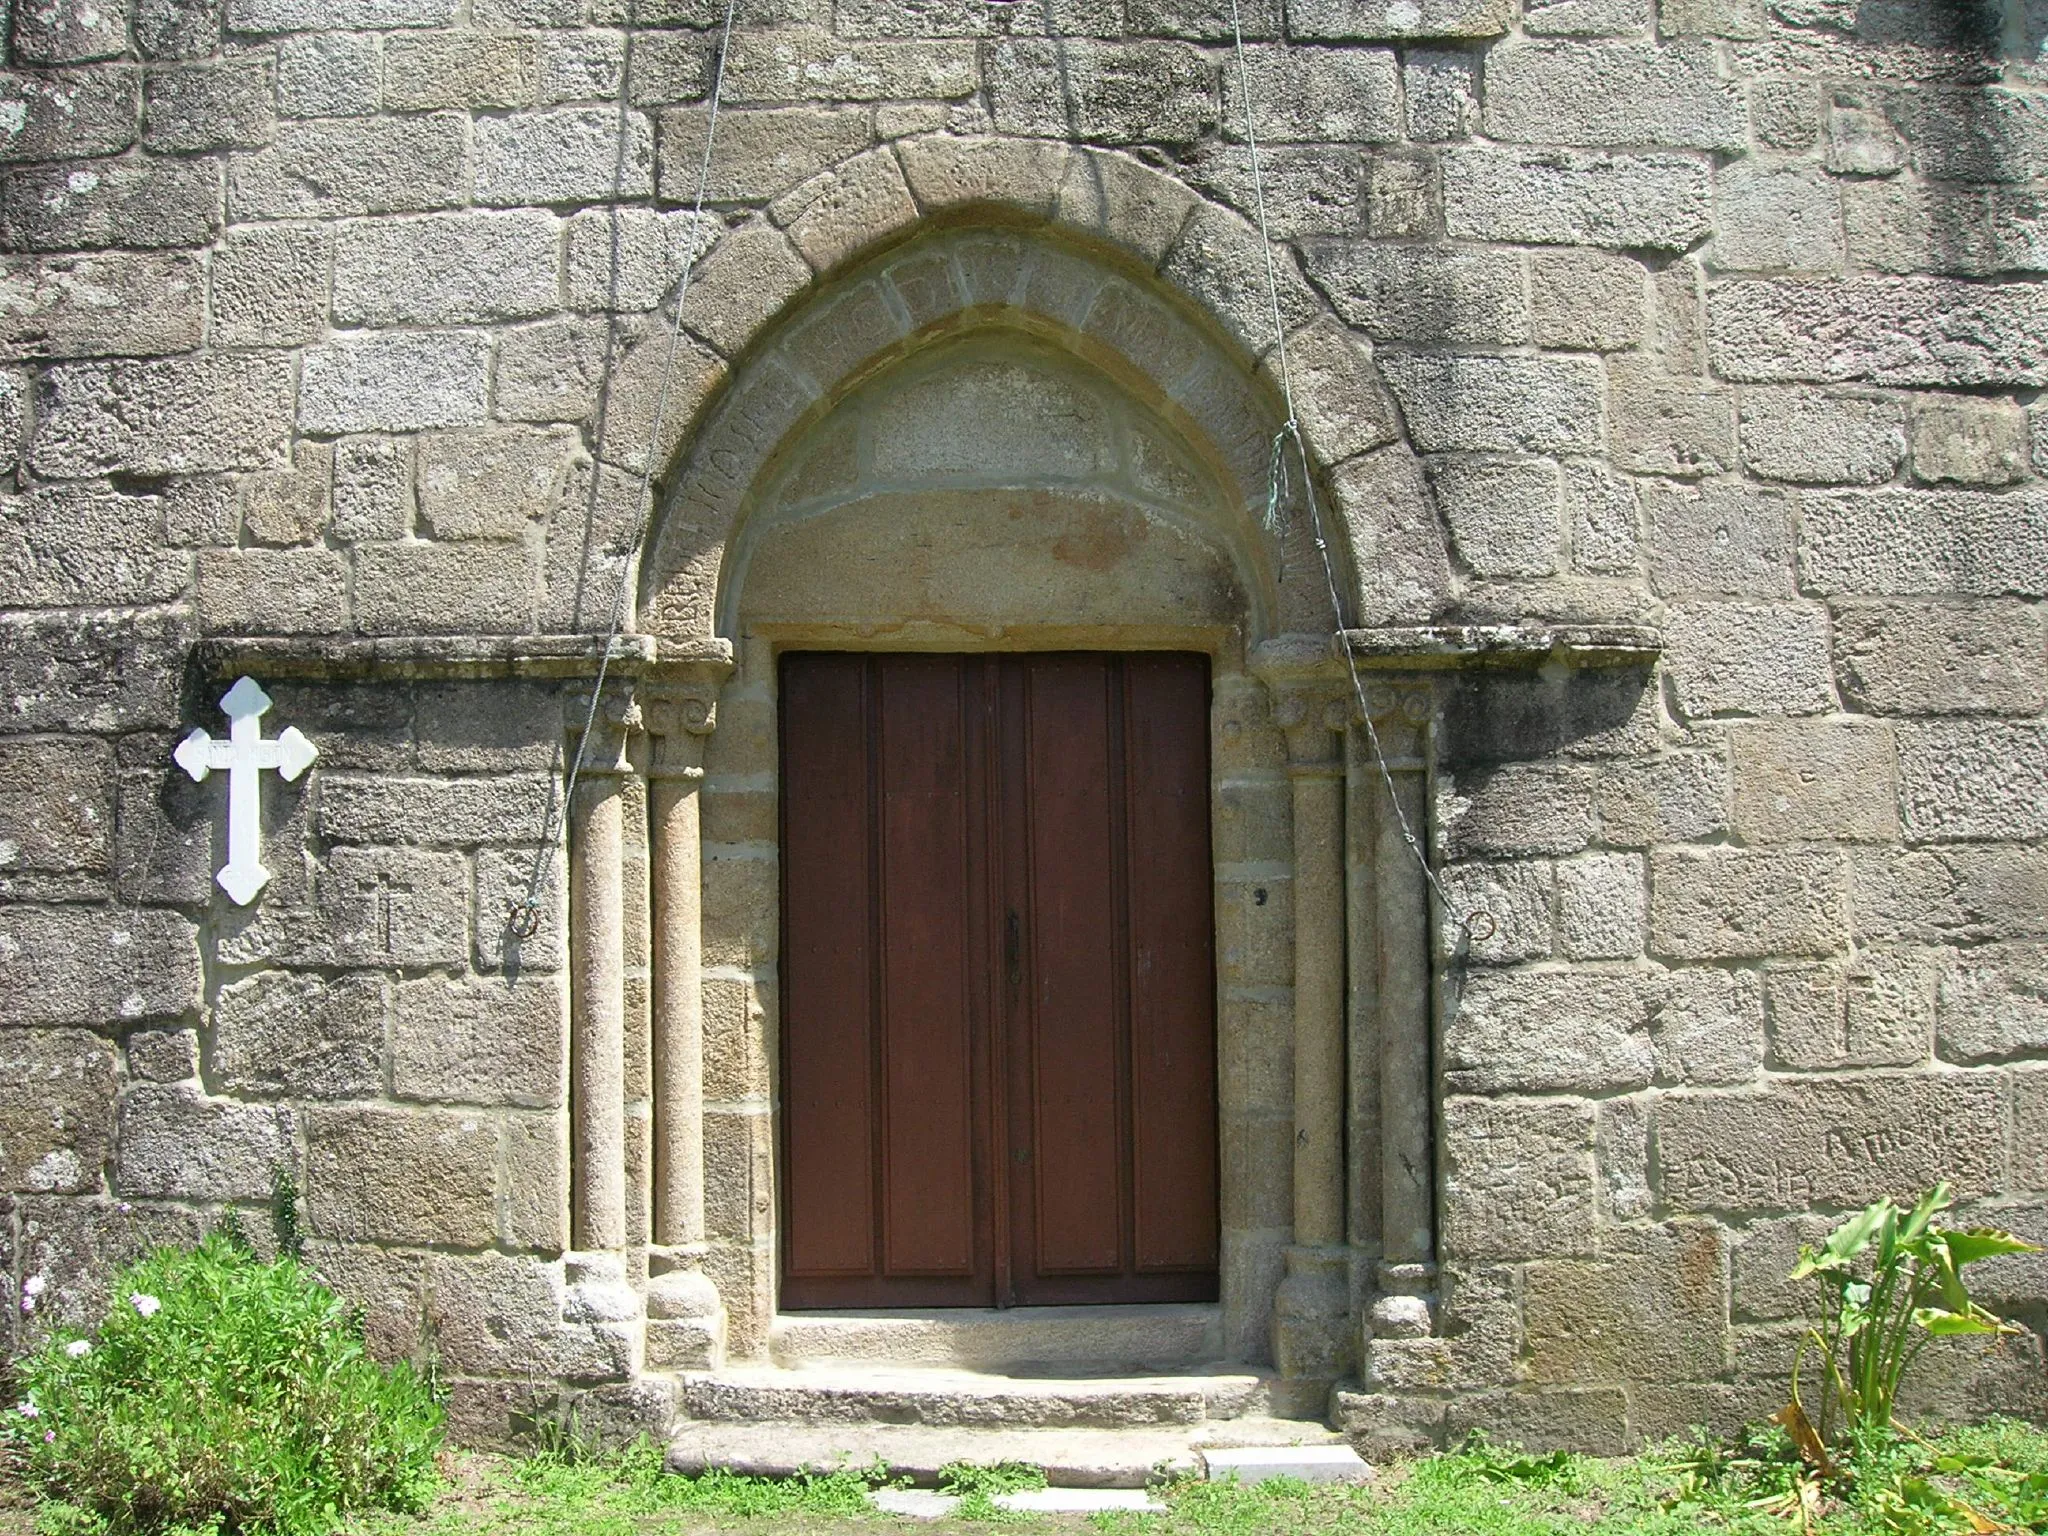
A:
[1223, 0, 1493, 944]
[506, 0, 743, 940]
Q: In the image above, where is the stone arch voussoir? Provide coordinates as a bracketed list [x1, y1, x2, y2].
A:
[623, 135, 1455, 641]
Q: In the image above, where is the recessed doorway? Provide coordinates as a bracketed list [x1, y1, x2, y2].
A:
[778, 651, 1220, 1309]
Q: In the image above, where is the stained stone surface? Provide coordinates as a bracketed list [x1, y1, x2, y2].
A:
[0, 0, 2043, 1457]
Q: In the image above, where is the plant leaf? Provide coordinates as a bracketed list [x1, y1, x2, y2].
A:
[1821, 1200, 1892, 1268]
[1899, 1182, 1951, 1246]
[1939, 1227, 2043, 1266]
[1770, 1399, 1835, 1479]
[1911, 1306, 2000, 1336]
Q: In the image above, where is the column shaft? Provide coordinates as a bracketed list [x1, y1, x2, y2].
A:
[1291, 754, 1347, 1248]
[571, 772, 629, 1253]
[650, 764, 706, 1249]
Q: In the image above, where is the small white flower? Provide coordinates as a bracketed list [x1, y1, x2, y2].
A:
[15, 1400, 37, 1419]
[64, 1340, 90, 1358]
[22, 1276, 44, 1298]
[129, 1292, 161, 1318]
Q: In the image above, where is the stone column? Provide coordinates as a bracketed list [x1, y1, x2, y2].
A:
[565, 683, 646, 1345]
[641, 657, 732, 1370]
[1268, 673, 1355, 1413]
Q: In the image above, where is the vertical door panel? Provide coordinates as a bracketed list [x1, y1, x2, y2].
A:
[1017, 657, 1126, 1276]
[779, 654, 877, 1281]
[876, 658, 979, 1276]
[1124, 654, 1221, 1273]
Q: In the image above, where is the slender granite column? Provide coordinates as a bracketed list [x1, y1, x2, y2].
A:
[1257, 645, 1356, 1415]
[569, 692, 636, 1255]
[641, 652, 733, 1370]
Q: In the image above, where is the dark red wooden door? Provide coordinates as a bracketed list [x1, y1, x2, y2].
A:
[779, 653, 1219, 1310]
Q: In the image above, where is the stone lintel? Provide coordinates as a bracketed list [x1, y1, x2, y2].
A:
[192, 632, 735, 683]
[1336, 623, 1662, 670]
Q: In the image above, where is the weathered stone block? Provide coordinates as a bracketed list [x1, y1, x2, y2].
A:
[1159, 202, 1317, 360]
[1610, 367, 1736, 478]
[1652, 967, 1764, 1085]
[1403, 51, 1475, 141]
[1564, 459, 1640, 574]
[1658, 1075, 2003, 1212]
[1529, 250, 1644, 351]
[306, 1105, 497, 1247]
[566, 207, 717, 312]
[2017, 1071, 2048, 1191]
[1751, 81, 1819, 148]
[1802, 487, 2048, 597]
[501, 1110, 567, 1250]
[277, 32, 379, 116]
[214, 970, 385, 1099]
[1445, 971, 1653, 1094]
[0, 252, 204, 360]
[1737, 387, 1905, 485]
[1556, 851, 1647, 959]
[1440, 764, 1594, 858]
[1833, 600, 2047, 716]
[144, 58, 274, 151]
[358, 537, 541, 633]
[116, 1086, 291, 1201]
[1481, 40, 1745, 149]
[0, 1031, 114, 1194]
[300, 332, 492, 435]
[988, 40, 1216, 145]
[478, 106, 653, 205]
[1844, 181, 2048, 279]
[2, 158, 219, 250]
[0, 906, 199, 1028]
[1731, 718, 1899, 842]
[0, 68, 138, 162]
[1378, 354, 1604, 454]
[0, 609, 188, 736]
[13, 0, 130, 60]
[34, 354, 292, 478]
[1221, 46, 1399, 144]
[1440, 1095, 1596, 1261]
[127, 1029, 198, 1083]
[497, 318, 609, 423]
[320, 775, 552, 848]
[1909, 397, 2030, 487]
[1645, 479, 1791, 596]
[416, 428, 580, 541]
[1436, 859, 1553, 963]
[722, 29, 976, 102]
[212, 226, 331, 348]
[1892, 88, 2048, 183]
[385, 31, 537, 109]
[1525, 0, 1650, 36]
[542, 31, 626, 103]
[1898, 720, 2048, 842]
[1263, 319, 1398, 466]
[1524, 1223, 1730, 1384]
[1441, 147, 1711, 249]
[16, 1196, 207, 1335]
[1664, 602, 1836, 717]
[1426, 456, 1560, 576]
[1303, 242, 1526, 346]
[778, 148, 920, 273]
[229, 114, 467, 219]
[197, 546, 349, 634]
[228, 0, 456, 25]
[1362, 150, 1438, 238]
[238, 441, 332, 545]
[1936, 943, 2048, 1063]
[1054, 146, 1199, 264]
[659, 106, 869, 203]
[1825, 99, 1905, 175]
[332, 436, 413, 542]
[1709, 278, 2048, 388]
[1289, 0, 1511, 38]
[1853, 846, 2048, 947]
[623, 31, 705, 104]
[334, 212, 562, 326]
[393, 973, 565, 1107]
[0, 486, 185, 607]
[1651, 847, 1848, 959]
[1709, 162, 1842, 273]
[0, 737, 111, 893]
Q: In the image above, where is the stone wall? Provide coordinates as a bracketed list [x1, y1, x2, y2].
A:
[2, 0, 2046, 1451]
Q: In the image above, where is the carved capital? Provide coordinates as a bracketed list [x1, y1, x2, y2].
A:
[564, 682, 643, 776]
[1346, 676, 1435, 727]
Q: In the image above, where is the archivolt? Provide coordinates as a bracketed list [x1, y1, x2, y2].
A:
[627, 137, 1456, 644]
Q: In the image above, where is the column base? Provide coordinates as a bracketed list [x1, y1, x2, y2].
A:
[645, 1246, 726, 1371]
[1271, 1243, 1355, 1415]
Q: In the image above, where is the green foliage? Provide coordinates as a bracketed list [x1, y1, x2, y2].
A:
[938, 1458, 1047, 1519]
[3, 1232, 443, 1536]
[270, 1165, 306, 1262]
[1787, 1183, 2039, 1439]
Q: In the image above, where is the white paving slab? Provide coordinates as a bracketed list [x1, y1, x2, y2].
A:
[1201, 1444, 1372, 1485]
[868, 1487, 1167, 1519]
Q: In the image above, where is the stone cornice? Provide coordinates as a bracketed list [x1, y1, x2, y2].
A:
[191, 633, 735, 684]
[1336, 624, 1661, 670]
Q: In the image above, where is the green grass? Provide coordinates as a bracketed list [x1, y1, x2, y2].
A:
[329, 1419, 2048, 1536]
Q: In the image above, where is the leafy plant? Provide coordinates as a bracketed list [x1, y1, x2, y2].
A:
[2, 1232, 443, 1536]
[1787, 1183, 2039, 1442]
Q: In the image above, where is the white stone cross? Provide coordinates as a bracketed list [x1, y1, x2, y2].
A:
[174, 676, 318, 906]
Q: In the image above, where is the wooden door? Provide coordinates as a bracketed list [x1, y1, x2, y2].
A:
[779, 652, 1219, 1310]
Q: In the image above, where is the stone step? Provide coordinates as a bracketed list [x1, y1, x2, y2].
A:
[769, 1303, 1223, 1373]
[666, 1415, 1349, 1489]
[678, 1363, 1274, 1429]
